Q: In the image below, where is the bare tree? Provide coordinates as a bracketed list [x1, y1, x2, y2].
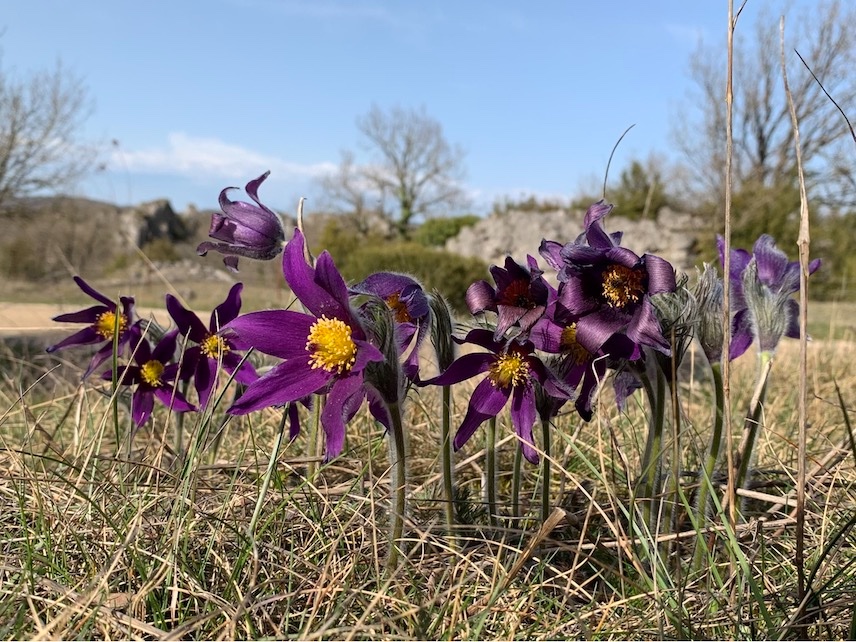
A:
[0, 58, 97, 210]
[674, 0, 856, 210]
[321, 105, 468, 237]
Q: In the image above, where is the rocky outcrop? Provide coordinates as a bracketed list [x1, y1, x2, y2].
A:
[445, 206, 702, 273]
[117, 199, 192, 249]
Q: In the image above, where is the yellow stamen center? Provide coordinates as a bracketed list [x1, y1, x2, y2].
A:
[201, 334, 229, 359]
[306, 316, 357, 374]
[601, 264, 645, 308]
[488, 351, 530, 388]
[385, 293, 413, 323]
[497, 279, 534, 308]
[94, 311, 128, 340]
[141, 360, 165, 387]
[560, 323, 590, 365]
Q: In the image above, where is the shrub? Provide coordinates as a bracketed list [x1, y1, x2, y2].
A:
[314, 220, 487, 312]
[412, 215, 480, 247]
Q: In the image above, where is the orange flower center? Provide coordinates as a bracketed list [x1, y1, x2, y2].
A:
[94, 311, 128, 340]
[601, 264, 645, 308]
[385, 293, 413, 323]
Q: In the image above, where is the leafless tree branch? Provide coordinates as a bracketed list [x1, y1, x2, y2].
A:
[0, 58, 98, 210]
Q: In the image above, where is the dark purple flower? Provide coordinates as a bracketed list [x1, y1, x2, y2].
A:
[166, 283, 259, 408]
[423, 328, 571, 463]
[531, 287, 639, 421]
[197, 172, 286, 271]
[223, 228, 384, 460]
[350, 272, 429, 381]
[466, 255, 550, 340]
[722, 234, 821, 354]
[105, 328, 196, 426]
[540, 200, 676, 356]
[46, 276, 137, 378]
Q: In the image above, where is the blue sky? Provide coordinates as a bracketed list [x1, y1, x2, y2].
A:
[2, 1, 809, 214]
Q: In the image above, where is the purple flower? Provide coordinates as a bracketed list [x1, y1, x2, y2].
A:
[540, 200, 676, 356]
[531, 288, 639, 421]
[106, 328, 196, 426]
[721, 234, 821, 354]
[166, 283, 259, 408]
[223, 228, 384, 460]
[197, 172, 286, 271]
[466, 255, 550, 340]
[423, 328, 571, 463]
[350, 272, 430, 381]
[46, 276, 137, 378]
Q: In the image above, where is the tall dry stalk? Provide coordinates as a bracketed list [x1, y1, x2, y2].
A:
[780, 15, 811, 611]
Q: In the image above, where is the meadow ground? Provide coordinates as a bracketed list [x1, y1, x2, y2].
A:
[0, 295, 854, 639]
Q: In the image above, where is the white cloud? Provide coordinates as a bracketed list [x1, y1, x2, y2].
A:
[111, 132, 336, 182]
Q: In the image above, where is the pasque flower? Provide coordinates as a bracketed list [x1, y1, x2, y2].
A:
[223, 228, 384, 460]
[350, 272, 430, 381]
[531, 287, 639, 421]
[719, 234, 821, 354]
[166, 283, 259, 407]
[46, 276, 137, 378]
[422, 328, 571, 463]
[539, 200, 676, 355]
[197, 171, 286, 271]
[466, 255, 550, 341]
[106, 328, 196, 427]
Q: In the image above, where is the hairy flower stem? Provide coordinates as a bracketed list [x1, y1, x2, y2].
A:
[511, 443, 523, 520]
[485, 417, 498, 526]
[386, 401, 407, 572]
[540, 416, 552, 523]
[639, 368, 668, 530]
[735, 351, 773, 502]
[247, 406, 289, 537]
[691, 360, 725, 570]
[440, 385, 456, 540]
[306, 394, 325, 481]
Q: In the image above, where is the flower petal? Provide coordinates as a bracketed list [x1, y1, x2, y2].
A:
[211, 282, 244, 329]
[321, 374, 365, 460]
[452, 378, 510, 451]
[510, 383, 539, 463]
[166, 295, 208, 341]
[228, 359, 329, 414]
[423, 352, 492, 386]
[224, 310, 314, 358]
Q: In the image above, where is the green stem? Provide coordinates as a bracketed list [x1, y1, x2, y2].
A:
[440, 385, 456, 537]
[692, 360, 725, 571]
[639, 367, 667, 530]
[306, 394, 325, 481]
[540, 416, 551, 523]
[485, 416, 498, 526]
[386, 401, 407, 572]
[511, 441, 523, 520]
[247, 405, 290, 537]
[735, 351, 773, 496]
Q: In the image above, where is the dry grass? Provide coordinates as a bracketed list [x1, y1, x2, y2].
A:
[0, 316, 854, 640]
